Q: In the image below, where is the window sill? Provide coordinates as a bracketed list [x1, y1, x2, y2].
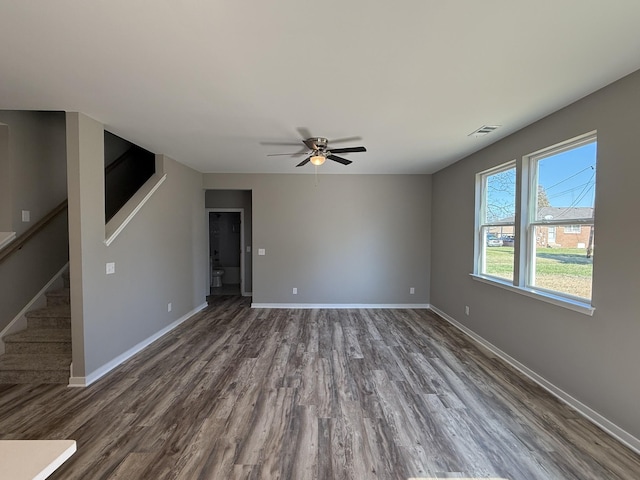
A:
[469, 274, 595, 316]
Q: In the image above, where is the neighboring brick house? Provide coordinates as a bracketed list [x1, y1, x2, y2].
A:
[536, 207, 594, 248]
[490, 207, 594, 249]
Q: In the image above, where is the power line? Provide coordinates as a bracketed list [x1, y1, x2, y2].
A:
[544, 164, 595, 192]
[547, 180, 595, 200]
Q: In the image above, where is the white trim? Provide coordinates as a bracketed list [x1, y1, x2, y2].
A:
[251, 303, 431, 309]
[470, 273, 595, 316]
[68, 302, 207, 387]
[0, 231, 16, 250]
[429, 304, 640, 456]
[0, 263, 68, 354]
[206, 208, 246, 295]
[104, 173, 167, 246]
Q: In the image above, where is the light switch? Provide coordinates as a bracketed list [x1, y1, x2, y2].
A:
[258, 248, 265, 256]
[21, 210, 30, 222]
[106, 262, 115, 274]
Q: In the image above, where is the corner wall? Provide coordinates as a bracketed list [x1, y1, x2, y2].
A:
[203, 174, 431, 306]
[66, 112, 207, 381]
[430, 69, 640, 444]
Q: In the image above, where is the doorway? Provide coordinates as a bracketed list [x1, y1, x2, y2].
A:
[207, 209, 244, 296]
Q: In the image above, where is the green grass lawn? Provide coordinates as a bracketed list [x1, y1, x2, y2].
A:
[485, 246, 593, 298]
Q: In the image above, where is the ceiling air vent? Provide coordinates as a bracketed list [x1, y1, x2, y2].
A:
[468, 125, 501, 137]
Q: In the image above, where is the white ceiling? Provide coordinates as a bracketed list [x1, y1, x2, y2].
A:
[2, 1, 640, 175]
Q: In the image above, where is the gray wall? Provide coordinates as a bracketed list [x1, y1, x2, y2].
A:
[0, 124, 9, 231]
[0, 111, 67, 236]
[0, 213, 69, 332]
[205, 190, 253, 292]
[203, 174, 431, 305]
[430, 70, 640, 440]
[0, 111, 69, 331]
[66, 113, 207, 378]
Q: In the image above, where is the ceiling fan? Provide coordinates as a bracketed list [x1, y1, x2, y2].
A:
[267, 136, 367, 167]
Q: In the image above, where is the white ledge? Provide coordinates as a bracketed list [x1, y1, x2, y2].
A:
[0, 440, 76, 480]
[470, 274, 595, 316]
[105, 173, 166, 246]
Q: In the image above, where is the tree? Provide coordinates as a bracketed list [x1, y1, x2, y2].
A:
[537, 185, 551, 208]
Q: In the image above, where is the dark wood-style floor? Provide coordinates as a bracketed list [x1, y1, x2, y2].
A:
[1, 297, 639, 479]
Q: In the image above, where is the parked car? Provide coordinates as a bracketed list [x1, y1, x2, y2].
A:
[486, 234, 503, 247]
[501, 235, 515, 247]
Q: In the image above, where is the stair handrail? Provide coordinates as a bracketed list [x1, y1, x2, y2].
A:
[105, 146, 138, 176]
[0, 199, 68, 265]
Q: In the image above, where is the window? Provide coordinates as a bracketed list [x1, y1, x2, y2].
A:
[474, 132, 597, 309]
[563, 225, 582, 234]
[476, 162, 516, 281]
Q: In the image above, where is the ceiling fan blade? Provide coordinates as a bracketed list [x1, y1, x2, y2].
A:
[327, 154, 352, 165]
[267, 150, 309, 157]
[328, 136, 362, 144]
[260, 141, 303, 146]
[329, 146, 366, 154]
[297, 127, 313, 140]
[302, 138, 318, 150]
[296, 156, 312, 167]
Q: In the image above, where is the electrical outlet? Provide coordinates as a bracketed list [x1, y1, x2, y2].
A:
[465, 306, 470, 316]
[258, 248, 265, 256]
[409, 287, 415, 294]
[106, 262, 115, 275]
[292, 287, 297, 294]
[22, 210, 30, 222]
[168, 302, 172, 312]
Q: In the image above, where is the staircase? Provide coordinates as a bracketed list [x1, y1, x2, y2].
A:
[0, 275, 71, 384]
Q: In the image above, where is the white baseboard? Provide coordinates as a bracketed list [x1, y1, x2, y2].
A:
[429, 304, 640, 456]
[68, 302, 207, 387]
[251, 303, 431, 309]
[0, 263, 68, 355]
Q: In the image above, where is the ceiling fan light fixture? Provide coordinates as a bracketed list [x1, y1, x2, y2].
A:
[310, 154, 326, 166]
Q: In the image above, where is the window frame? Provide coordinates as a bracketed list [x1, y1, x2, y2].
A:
[475, 161, 517, 281]
[472, 131, 597, 315]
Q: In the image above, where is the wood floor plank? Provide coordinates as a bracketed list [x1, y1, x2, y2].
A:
[0, 298, 638, 479]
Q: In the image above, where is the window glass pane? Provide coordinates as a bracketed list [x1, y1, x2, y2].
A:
[482, 227, 515, 281]
[535, 142, 597, 222]
[531, 225, 594, 299]
[485, 167, 516, 223]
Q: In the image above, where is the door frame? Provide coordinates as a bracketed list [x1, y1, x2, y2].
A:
[206, 208, 245, 295]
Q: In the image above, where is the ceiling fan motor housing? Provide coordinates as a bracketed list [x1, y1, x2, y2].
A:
[309, 137, 328, 152]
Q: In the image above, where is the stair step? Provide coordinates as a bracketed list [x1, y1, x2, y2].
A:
[0, 354, 71, 371]
[46, 288, 70, 307]
[0, 354, 70, 384]
[0, 369, 69, 384]
[26, 306, 71, 329]
[4, 329, 71, 355]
